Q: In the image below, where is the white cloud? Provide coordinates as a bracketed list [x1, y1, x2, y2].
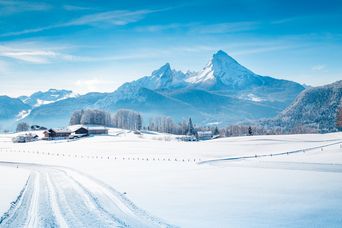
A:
[135, 21, 259, 34]
[63, 5, 94, 11]
[190, 22, 259, 34]
[312, 64, 326, 71]
[0, 0, 51, 15]
[135, 23, 194, 32]
[0, 44, 80, 64]
[74, 78, 114, 93]
[0, 60, 9, 74]
[65, 9, 156, 26]
[1, 8, 161, 37]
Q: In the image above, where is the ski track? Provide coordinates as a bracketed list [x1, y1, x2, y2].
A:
[0, 161, 175, 228]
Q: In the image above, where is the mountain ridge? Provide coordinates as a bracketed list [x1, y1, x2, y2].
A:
[0, 50, 306, 129]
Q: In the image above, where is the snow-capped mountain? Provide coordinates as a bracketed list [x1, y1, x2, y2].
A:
[19, 89, 78, 107]
[271, 80, 342, 132]
[187, 50, 257, 87]
[91, 50, 304, 125]
[1, 50, 307, 129]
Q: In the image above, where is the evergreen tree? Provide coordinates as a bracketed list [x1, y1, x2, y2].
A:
[213, 126, 220, 136]
[337, 107, 342, 130]
[187, 117, 195, 135]
[248, 126, 253, 136]
[136, 114, 142, 130]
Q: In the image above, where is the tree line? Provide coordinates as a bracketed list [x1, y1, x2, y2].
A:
[12, 106, 342, 135]
[69, 109, 142, 130]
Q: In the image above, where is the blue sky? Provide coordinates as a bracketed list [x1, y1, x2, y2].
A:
[0, 0, 341, 96]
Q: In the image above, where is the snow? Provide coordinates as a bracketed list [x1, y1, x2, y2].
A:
[186, 61, 215, 84]
[16, 109, 31, 121]
[186, 50, 256, 86]
[245, 93, 265, 102]
[0, 130, 342, 227]
[0, 165, 30, 217]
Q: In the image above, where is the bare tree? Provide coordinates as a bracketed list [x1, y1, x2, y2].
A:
[16, 122, 30, 132]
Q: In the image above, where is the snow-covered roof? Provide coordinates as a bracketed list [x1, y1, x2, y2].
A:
[197, 131, 213, 136]
[68, 124, 107, 132]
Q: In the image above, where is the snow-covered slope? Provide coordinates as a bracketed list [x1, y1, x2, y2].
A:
[1, 131, 342, 227]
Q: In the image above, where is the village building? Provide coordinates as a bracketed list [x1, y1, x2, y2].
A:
[196, 131, 213, 140]
[68, 126, 89, 139]
[44, 125, 109, 140]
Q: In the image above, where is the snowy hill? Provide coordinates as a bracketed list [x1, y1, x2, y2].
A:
[263, 80, 342, 133]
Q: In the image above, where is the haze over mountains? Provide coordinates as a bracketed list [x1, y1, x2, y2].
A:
[2, 50, 339, 131]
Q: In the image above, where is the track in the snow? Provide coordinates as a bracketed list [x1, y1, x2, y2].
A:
[0, 161, 175, 228]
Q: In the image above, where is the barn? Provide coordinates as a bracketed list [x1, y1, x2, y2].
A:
[68, 126, 89, 139]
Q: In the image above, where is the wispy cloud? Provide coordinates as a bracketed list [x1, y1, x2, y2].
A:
[63, 4, 94, 11]
[135, 21, 259, 34]
[0, 44, 77, 63]
[1, 8, 162, 37]
[191, 22, 259, 34]
[135, 23, 194, 32]
[0, 60, 9, 74]
[75, 78, 113, 93]
[65, 9, 156, 26]
[312, 64, 326, 71]
[0, 0, 51, 15]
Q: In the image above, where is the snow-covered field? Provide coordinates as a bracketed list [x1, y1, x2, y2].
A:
[1, 130, 342, 227]
[0, 166, 30, 217]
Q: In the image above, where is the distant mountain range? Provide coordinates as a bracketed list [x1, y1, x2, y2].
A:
[18, 89, 78, 107]
[3, 50, 334, 131]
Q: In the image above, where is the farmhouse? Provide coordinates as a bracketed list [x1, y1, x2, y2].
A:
[68, 126, 89, 139]
[43, 129, 72, 139]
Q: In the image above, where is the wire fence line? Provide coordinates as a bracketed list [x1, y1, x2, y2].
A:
[0, 148, 202, 163]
